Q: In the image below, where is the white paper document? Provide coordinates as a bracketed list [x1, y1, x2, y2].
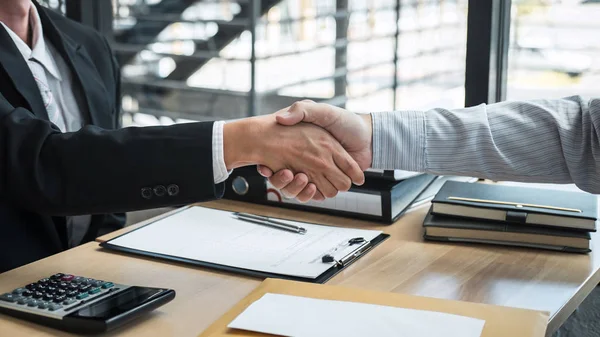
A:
[229, 293, 485, 337]
[107, 206, 382, 278]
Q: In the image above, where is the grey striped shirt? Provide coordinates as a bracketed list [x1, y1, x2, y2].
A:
[371, 96, 600, 194]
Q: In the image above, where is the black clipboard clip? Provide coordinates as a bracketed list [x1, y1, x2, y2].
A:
[321, 237, 371, 268]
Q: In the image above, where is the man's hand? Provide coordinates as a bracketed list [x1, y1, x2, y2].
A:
[257, 101, 373, 201]
[223, 113, 364, 199]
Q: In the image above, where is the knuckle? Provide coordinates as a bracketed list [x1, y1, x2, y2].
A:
[312, 158, 329, 171]
[267, 177, 283, 189]
[323, 188, 338, 198]
[281, 188, 296, 198]
[295, 174, 308, 186]
[341, 179, 352, 191]
[290, 101, 304, 112]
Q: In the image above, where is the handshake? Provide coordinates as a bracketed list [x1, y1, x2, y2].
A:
[223, 100, 373, 202]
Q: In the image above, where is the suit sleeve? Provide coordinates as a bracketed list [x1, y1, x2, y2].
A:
[371, 96, 600, 194]
[0, 94, 225, 216]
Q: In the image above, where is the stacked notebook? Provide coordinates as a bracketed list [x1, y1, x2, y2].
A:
[423, 181, 598, 253]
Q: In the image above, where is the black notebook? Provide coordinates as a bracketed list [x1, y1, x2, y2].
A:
[423, 210, 591, 253]
[431, 181, 598, 231]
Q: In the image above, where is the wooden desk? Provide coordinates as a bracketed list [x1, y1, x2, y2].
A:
[1, 200, 599, 337]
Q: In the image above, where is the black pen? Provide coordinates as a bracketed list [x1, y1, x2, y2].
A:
[232, 212, 307, 234]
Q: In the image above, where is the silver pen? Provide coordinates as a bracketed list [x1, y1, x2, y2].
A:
[232, 212, 307, 234]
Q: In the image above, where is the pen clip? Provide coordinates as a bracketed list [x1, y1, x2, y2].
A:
[321, 240, 371, 268]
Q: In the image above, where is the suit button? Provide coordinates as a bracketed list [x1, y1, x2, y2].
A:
[153, 185, 166, 197]
[167, 184, 179, 196]
[141, 187, 153, 199]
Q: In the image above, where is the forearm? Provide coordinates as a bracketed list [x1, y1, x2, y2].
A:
[1, 105, 223, 215]
[371, 96, 600, 193]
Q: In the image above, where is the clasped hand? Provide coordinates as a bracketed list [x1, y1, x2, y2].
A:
[223, 101, 372, 202]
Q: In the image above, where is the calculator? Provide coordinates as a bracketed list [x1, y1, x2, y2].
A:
[0, 273, 175, 334]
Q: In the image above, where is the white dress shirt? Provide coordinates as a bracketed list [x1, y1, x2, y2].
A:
[371, 96, 600, 194]
[1, 3, 231, 246]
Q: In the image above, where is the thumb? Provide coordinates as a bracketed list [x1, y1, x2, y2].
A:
[256, 165, 274, 177]
[275, 108, 305, 126]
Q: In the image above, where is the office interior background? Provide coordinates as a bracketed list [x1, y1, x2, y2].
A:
[41, 0, 599, 127]
[39, 1, 600, 336]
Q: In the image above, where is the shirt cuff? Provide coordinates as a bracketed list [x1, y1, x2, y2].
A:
[371, 110, 427, 171]
[212, 121, 231, 184]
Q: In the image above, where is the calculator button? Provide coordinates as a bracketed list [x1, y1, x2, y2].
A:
[36, 284, 47, 291]
[48, 280, 59, 286]
[46, 286, 57, 293]
[22, 290, 33, 297]
[79, 284, 91, 292]
[60, 274, 74, 281]
[48, 303, 63, 311]
[101, 282, 114, 289]
[43, 294, 55, 301]
[0, 293, 17, 303]
[17, 297, 30, 305]
[50, 273, 64, 280]
[76, 292, 89, 300]
[37, 301, 50, 309]
[12, 288, 27, 295]
[53, 295, 67, 303]
[67, 290, 79, 297]
[27, 299, 39, 307]
[63, 298, 77, 305]
[32, 291, 44, 299]
[72, 276, 85, 283]
[88, 287, 101, 295]
[39, 278, 50, 284]
[25, 283, 37, 290]
[91, 280, 104, 287]
[56, 288, 66, 295]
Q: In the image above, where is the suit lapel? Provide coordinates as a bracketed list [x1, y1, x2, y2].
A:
[0, 25, 50, 121]
[36, 4, 114, 129]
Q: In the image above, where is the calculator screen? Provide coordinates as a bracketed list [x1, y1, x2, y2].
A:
[68, 287, 163, 319]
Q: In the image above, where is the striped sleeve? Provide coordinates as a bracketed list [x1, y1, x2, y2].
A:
[371, 96, 600, 194]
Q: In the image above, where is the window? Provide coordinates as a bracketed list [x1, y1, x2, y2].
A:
[111, 0, 469, 126]
[507, 0, 599, 100]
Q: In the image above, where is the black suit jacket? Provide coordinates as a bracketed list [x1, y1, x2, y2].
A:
[0, 3, 224, 273]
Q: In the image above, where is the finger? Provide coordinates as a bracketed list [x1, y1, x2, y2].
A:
[325, 169, 352, 194]
[313, 174, 339, 199]
[280, 173, 310, 199]
[332, 150, 365, 186]
[277, 101, 341, 128]
[257, 165, 274, 177]
[267, 169, 294, 189]
[295, 183, 317, 203]
[312, 189, 325, 201]
[275, 103, 306, 125]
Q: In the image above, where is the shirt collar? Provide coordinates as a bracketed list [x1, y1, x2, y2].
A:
[0, 3, 62, 81]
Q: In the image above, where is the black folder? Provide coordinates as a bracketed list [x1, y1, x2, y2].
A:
[223, 167, 436, 223]
[100, 206, 389, 284]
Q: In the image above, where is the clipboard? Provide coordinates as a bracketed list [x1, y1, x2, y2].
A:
[100, 206, 389, 284]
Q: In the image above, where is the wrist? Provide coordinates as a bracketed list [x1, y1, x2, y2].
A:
[223, 116, 270, 170]
[360, 113, 374, 167]
[223, 119, 255, 170]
